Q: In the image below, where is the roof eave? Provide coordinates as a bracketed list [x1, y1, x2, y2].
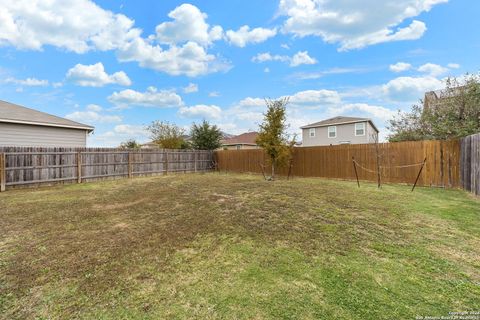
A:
[222, 143, 258, 146]
[0, 118, 94, 132]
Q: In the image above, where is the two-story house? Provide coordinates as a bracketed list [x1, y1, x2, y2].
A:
[301, 116, 378, 147]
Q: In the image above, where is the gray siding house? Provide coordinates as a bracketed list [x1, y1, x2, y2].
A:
[301, 116, 378, 147]
[0, 100, 94, 147]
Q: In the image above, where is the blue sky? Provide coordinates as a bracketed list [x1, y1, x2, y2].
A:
[0, 0, 478, 146]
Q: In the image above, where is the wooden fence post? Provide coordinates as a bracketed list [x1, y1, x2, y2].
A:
[164, 151, 169, 175]
[128, 152, 133, 178]
[194, 152, 197, 173]
[76, 152, 82, 184]
[0, 153, 6, 192]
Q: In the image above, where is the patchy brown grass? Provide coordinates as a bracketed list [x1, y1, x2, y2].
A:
[0, 173, 479, 319]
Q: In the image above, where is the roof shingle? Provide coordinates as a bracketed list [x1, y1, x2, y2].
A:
[221, 132, 258, 145]
[0, 100, 94, 131]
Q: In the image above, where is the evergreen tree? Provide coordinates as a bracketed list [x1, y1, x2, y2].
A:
[119, 139, 141, 149]
[190, 120, 223, 150]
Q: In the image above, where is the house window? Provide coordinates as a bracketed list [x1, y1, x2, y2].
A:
[309, 128, 315, 138]
[328, 126, 336, 138]
[355, 122, 365, 136]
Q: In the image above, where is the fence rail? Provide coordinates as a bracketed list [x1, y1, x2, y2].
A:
[215, 140, 461, 188]
[0, 147, 214, 191]
[460, 133, 480, 195]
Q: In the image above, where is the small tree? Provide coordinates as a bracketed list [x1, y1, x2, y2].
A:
[256, 98, 295, 180]
[146, 121, 186, 149]
[119, 139, 141, 149]
[190, 120, 223, 150]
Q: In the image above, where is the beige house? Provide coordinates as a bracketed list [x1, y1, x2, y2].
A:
[0, 100, 94, 147]
[301, 116, 378, 147]
[221, 132, 259, 150]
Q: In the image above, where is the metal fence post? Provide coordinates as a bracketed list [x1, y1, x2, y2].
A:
[0, 153, 6, 192]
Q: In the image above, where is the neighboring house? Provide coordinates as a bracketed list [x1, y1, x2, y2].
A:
[0, 100, 94, 147]
[140, 141, 161, 149]
[423, 86, 466, 113]
[301, 116, 378, 147]
[221, 132, 259, 150]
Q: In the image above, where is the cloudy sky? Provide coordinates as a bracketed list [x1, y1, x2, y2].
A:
[0, 0, 478, 146]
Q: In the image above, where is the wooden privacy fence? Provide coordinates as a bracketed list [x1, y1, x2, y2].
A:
[460, 133, 480, 195]
[215, 140, 461, 188]
[0, 147, 214, 191]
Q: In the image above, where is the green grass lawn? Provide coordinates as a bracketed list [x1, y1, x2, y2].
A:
[1, 173, 479, 319]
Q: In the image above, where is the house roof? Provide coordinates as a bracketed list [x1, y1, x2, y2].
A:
[300, 116, 378, 132]
[221, 132, 259, 145]
[0, 99, 94, 131]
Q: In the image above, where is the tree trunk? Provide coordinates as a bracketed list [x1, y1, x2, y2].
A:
[271, 163, 275, 181]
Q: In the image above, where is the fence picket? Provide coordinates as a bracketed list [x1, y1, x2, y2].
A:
[215, 140, 462, 188]
[0, 147, 213, 190]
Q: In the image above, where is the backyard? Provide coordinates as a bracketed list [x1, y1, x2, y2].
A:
[1, 173, 479, 319]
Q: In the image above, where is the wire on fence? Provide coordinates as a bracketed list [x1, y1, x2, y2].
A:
[352, 160, 377, 174]
[353, 160, 426, 173]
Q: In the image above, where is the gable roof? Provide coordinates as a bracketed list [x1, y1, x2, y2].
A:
[0, 100, 94, 131]
[300, 116, 378, 132]
[221, 132, 258, 145]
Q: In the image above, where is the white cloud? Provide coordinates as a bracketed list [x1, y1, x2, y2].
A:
[155, 4, 223, 46]
[238, 97, 265, 108]
[209, 91, 220, 97]
[236, 111, 264, 122]
[338, 20, 427, 51]
[279, 0, 447, 51]
[382, 76, 443, 102]
[264, 67, 270, 73]
[389, 62, 412, 73]
[252, 52, 289, 63]
[65, 105, 122, 123]
[288, 67, 364, 81]
[4, 77, 49, 86]
[0, 1, 229, 77]
[447, 63, 460, 69]
[183, 83, 199, 94]
[66, 62, 131, 87]
[112, 124, 147, 135]
[86, 104, 102, 112]
[117, 38, 231, 77]
[178, 104, 222, 119]
[333, 103, 396, 121]
[289, 89, 342, 106]
[417, 63, 449, 76]
[89, 124, 148, 147]
[108, 86, 183, 108]
[0, 0, 140, 53]
[226, 26, 277, 47]
[252, 51, 317, 67]
[290, 51, 317, 67]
